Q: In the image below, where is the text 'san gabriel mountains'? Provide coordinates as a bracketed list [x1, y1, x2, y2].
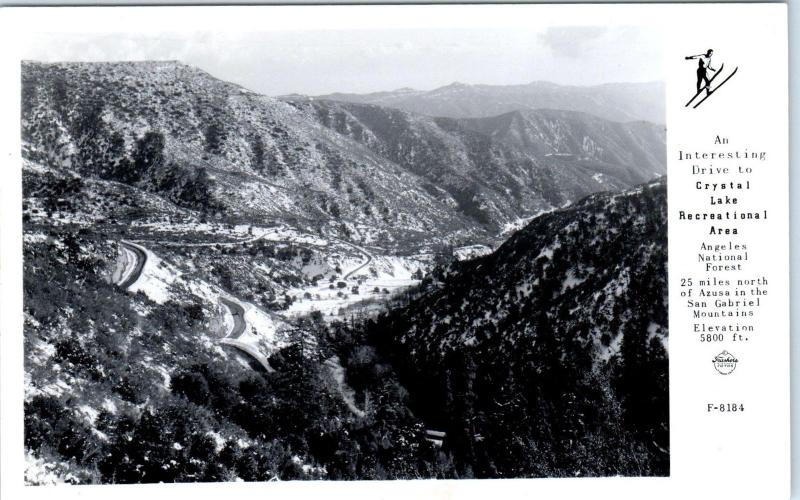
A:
[21, 60, 668, 483]
[23, 61, 665, 249]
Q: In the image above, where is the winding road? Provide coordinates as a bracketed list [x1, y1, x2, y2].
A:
[117, 241, 147, 289]
[218, 297, 274, 373]
[113, 228, 375, 377]
[152, 232, 269, 248]
[335, 238, 373, 279]
[219, 297, 246, 338]
[220, 337, 274, 373]
[113, 238, 274, 373]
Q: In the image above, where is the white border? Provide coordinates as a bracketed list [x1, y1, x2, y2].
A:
[0, 4, 789, 499]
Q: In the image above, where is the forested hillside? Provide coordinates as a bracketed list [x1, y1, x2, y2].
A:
[335, 179, 669, 477]
[21, 60, 668, 484]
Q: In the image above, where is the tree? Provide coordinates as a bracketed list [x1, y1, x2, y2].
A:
[616, 319, 650, 432]
[204, 122, 224, 154]
[251, 134, 265, 172]
[268, 328, 324, 445]
[171, 370, 211, 404]
[132, 131, 165, 182]
[106, 131, 133, 181]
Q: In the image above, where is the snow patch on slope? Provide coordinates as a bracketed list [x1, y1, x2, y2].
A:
[126, 243, 178, 304]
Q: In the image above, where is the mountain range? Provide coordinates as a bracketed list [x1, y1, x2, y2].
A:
[21, 60, 668, 483]
[23, 61, 665, 251]
[303, 80, 665, 124]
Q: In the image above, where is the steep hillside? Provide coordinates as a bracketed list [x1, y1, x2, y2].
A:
[294, 99, 665, 224]
[340, 179, 669, 477]
[313, 80, 665, 123]
[22, 227, 452, 483]
[456, 109, 665, 184]
[21, 61, 485, 249]
[21, 60, 669, 483]
[22, 61, 665, 248]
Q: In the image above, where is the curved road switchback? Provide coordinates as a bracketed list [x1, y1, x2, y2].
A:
[118, 241, 147, 289]
[330, 237, 373, 279]
[114, 239, 272, 373]
[219, 338, 274, 373]
[218, 297, 274, 373]
[220, 297, 246, 338]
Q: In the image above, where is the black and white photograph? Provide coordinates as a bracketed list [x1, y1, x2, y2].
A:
[19, 15, 669, 484]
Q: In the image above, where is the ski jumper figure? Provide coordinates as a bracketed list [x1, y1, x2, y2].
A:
[686, 49, 716, 93]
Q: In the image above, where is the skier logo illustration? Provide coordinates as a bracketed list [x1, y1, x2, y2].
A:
[684, 48, 738, 108]
[690, 49, 716, 93]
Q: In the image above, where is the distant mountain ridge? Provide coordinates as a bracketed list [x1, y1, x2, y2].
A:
[453, 108, 665, 183]
[296, 98, 665, 216]
[309, 80, 665, 124]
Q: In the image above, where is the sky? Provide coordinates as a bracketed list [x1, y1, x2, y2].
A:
[23, 26, 663, 96]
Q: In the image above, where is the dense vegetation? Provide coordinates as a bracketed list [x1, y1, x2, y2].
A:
[20, 61, 668, 484]
[334, 181, 669, 477]
[23, 228, 461, 483]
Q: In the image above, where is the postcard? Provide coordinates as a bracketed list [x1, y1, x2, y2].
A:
[0, 3, 790, 499]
